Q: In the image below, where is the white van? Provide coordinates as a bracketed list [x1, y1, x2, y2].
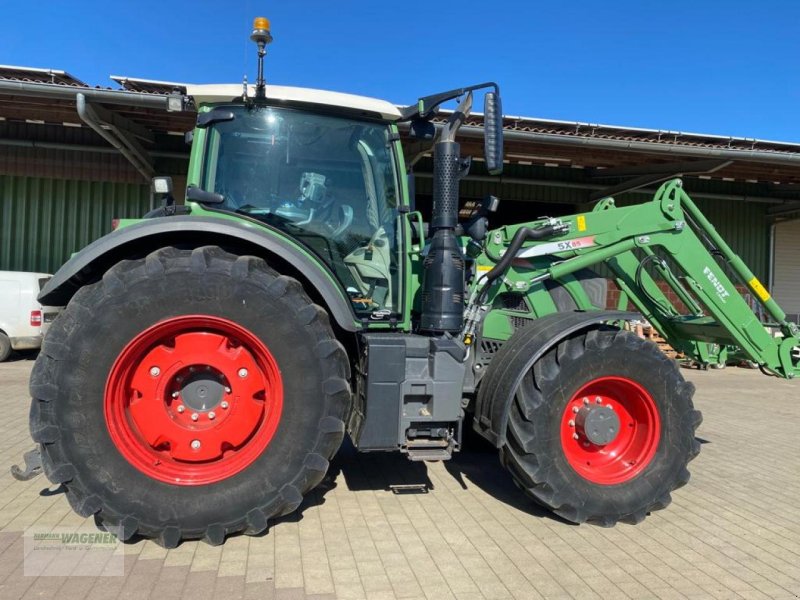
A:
[0, 271, 61, 361]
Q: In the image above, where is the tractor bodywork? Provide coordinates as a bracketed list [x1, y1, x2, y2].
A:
[25, 19, 800, 544]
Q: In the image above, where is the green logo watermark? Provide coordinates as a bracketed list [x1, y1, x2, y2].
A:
[24, 525, 124, 577]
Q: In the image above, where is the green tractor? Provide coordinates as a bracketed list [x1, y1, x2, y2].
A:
[26, 18, 800, 546]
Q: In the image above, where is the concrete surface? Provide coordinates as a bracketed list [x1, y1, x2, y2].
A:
[0, 355, 798, 599]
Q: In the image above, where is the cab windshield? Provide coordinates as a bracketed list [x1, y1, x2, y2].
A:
[201, 106, 402, 318]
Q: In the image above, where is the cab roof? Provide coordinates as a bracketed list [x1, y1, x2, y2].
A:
[185, 83, 402, 121]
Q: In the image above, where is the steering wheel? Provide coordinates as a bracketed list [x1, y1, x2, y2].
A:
[314, 203, 354, 239]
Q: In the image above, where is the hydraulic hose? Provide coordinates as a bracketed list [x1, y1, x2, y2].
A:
[481, 224, 560, 287]
[462, 223, 563, 344]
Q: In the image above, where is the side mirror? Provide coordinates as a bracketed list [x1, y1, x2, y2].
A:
[408, 119, 436, 141]
[151, 176, 174, 207]
[484, 92, 504, 176]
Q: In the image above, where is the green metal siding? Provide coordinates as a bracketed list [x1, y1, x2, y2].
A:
[0, 175, 148, 273]
[693, 197, 769, 282]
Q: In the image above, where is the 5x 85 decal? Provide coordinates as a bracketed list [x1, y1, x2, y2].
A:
[517, 236, 597, 259]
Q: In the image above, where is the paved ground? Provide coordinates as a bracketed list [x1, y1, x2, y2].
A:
[0, 355, 798, 600]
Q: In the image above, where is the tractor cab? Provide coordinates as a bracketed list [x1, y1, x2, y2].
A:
[177, 43, 504, 327]
[185, 92, 406, 318]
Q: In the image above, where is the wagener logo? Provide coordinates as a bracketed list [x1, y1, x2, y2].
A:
[703, 266, 730, 303]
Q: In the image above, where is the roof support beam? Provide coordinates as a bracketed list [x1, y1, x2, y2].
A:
[587, 159, 733, 179]
[0, 137, 187, 159]
[76, 93, 154, 181]
[412, 171, 783, 204]
[587, 160, 733, 201]
[83, 100, 154, 144]
[768, 201, 800, 217]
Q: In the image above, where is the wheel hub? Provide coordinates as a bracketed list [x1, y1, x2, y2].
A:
[175, 369, 226, 412]
[575, 404, 620, 445]
[104, 315, 283, 486]
[560, 377, 661, 485]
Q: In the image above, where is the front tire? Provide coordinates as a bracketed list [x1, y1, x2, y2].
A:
[29, 246, 351, 546]
[501, 327, 701, 525]
[0, 332, 11, 362]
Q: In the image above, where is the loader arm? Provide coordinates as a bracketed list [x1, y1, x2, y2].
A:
[471, 179, 800, 379]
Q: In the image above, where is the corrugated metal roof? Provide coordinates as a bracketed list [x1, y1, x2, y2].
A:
[439, 112, 800, 157]
[1, 65, 800, 190]
[1, 65, 798, 154]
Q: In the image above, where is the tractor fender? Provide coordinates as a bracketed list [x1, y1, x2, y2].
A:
[473, 310, 639, 447]
[38, 216, 360, 332]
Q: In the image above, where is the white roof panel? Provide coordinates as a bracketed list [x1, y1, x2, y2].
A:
[185, 83, 401, 121]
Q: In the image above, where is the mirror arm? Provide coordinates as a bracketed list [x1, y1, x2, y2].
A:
[399, 82, 499, 121]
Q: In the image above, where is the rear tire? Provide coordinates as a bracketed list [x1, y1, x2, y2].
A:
[29, 246, 351, 546]
[501, 327, 701, 525]
[0, 332, 11, 362]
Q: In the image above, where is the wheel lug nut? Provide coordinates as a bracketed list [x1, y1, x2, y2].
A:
[177, 405, 185, 413]
[172, 391, 180, 398]
[583, 397, 590, 406]
[208, 411, 216, 420]
[149, 366, 160, 377]
[191, 413, 199, 421]
[568, 420, 575, 427]
[191, 440, 201, 450]
[572, 407, 579, 414]
[225, 387, 231, 394]
[573, 433, 580, 440]
[189, 366, 195, 373]
[595, 396, 602, 404]
[238, 368, 248, 378]
[220, 401, 229, 409]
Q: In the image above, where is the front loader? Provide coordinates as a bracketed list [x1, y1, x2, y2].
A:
[23, 18, 800, 545]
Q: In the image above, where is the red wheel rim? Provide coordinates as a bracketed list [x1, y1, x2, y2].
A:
[104, 315, 283, 486]
[560, 376, 660, 485]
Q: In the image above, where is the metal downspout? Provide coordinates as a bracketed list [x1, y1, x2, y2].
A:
[76, 93, 154, 181]
[768, 222, 776, 292]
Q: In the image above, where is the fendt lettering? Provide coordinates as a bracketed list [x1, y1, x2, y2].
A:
[703, 266, 732, 303]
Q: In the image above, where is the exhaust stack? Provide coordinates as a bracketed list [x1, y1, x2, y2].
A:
[419, 93, 473, 333]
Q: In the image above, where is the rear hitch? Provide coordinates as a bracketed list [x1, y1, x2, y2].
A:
[11, 447, 43, 481]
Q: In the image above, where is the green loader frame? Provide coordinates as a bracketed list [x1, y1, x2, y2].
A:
[469, 179, 799, 380]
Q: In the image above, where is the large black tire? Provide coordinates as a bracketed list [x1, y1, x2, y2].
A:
[29, 246, 351, 547]
[501, 327, 702, 526]
[0, 332, 11, 362]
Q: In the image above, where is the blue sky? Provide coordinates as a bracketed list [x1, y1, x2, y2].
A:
[2, 1, 798, 140]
